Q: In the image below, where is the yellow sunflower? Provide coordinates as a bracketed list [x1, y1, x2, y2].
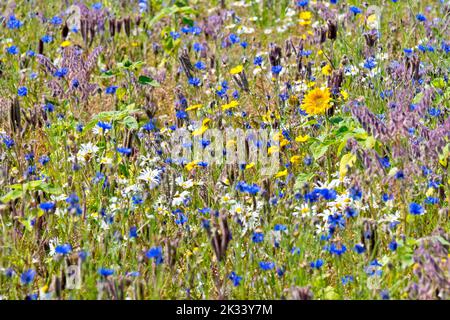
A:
[301, 87, 332, 115]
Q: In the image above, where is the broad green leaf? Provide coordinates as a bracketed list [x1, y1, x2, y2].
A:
[138, 75, 160, 87]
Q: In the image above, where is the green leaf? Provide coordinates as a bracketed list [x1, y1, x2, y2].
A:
[294, 173, 316, 190]
[121, 116, 139, 130]
[0, 189, 23, 203]
[310, 142, 329, 160]
[138, 75, 160, 87]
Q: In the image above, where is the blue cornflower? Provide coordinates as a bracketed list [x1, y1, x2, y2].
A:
[428, 108, 441, 117]
[328, 243, 347, 256]
[254, 56, 263, 66]
[43, 103, 55, 112]
[6, 45, 19, 55]
[132, 195, 143, 205]
[7, 15, 23, 29]
[291, 247, 301, 255]
[117, 147, 132, 155]
[39, 202, 55, 212]
[228, 272, 242, 286]
[146, 246, 163, 264]
[143, 121, 157, 131]
[105, 85, 118, 94]
[18, 86, 28, 97]
[349, 186, 362, 200]
[252, 232, 264, 243]
[55, 244, 72, 255]
[416, 14, 427, 22]
[274, 224, 287, 231]
[72, 79, 80, 88]
[354, 243, 366, 254]
[229, 33, 240, 44]
[259, 261, 275, 270]
[363, 57, 377, 70]
[296, 0, 309, 7]
[176, 110, 188, 119]
[27, 50, 35, 57]
[98, 268, 114, 277]
[97, 121, 112, 131]
[50, 16, 63, 25]
[193, 42, 203, 52]
[388, 240, 398, 251]
[41, 35, 53, 43]
[53, 67, 68, 78]
[350, 6, 362, 14]
[39, 155, 50, 166]
[271, 65, 283, 75]
[425, 197, 439, 205]
[129, 226, 138, 238]
[20, 269, 36, 285]
[170, 31, 180, 40]
[188, 77, 201, 87]
[310, 259, 324, 269]
[409, 202, 424, 215]
[194, 61, 206, 70]
[92, 2, 103, 10]
[240, 41, 248, 49]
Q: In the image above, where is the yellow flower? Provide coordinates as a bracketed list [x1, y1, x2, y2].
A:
[301, 87, 332, 115]
[299, 11, 312, 20]
[60, 40, 72, 47]
[280, 139, 290, 148]
[245, 162, 255, 170]
[192, 125, 208, 136]
[230, 65, 244, 75]
[299, 11, 312, 26]
[295, 134, 310, 142]
[222, 100, 239, 111]
[268, 146, 279, 155]
[131, 42, 139, 47]
[321, 64, 332, 76]
[290, 155, 302, 164]
[185, 160, 199, 171]
[317, 50, 323, 56]
[186, 104, 202, 111]
[274, 169, 288, 178]
[192, 118, 211, 136]
[340, 90, 349, 101]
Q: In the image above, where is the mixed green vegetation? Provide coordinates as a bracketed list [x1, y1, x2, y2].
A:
[0, 0, 449, 300]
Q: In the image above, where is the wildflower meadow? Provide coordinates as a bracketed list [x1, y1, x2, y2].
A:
[0, 0, 449, 301]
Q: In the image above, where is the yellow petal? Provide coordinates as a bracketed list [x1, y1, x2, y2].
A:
[295, 134, 310, 142]
[245, 162, 255, 170]
[60, 40, 72, 47]
[274, 169, 288, 178]
[230, 65, 244, 75]
[186, 104, 202, 111]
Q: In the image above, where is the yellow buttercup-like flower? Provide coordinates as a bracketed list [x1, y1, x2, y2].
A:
[230, 65, 244, 75]
[274, 169, 288, 178]
[321, 64, 332, 76]
[185, 160, 199, 171]
[301, 87, 332, 115]
[222, 100, 239, 111]
[299, 11, 312, 26]
[245, 162, 255, 170]
[290, 155, 302, 164]
[295, 134, 310, 142]
[60, 40, 72, 47]
[186, 104, 202, 111]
